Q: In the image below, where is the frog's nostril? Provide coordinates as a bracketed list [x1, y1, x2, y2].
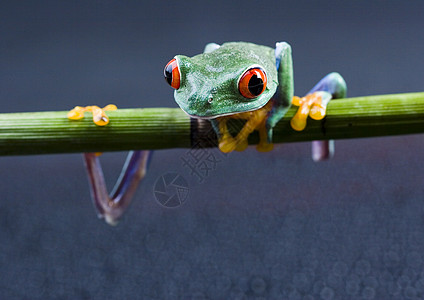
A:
[208, 97, 213, 104]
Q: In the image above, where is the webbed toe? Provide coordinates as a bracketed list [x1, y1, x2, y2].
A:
[290, 91, 332, 131]
[67, 104, 117, 126]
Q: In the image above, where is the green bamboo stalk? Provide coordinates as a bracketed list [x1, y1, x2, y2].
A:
[0, 92, 424, 156]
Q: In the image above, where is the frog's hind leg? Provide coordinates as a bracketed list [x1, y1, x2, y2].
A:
[307, 72, 346, 161]
[308, 72, 347, 99]
[83, 150, 152, 225]
[68, 104, 152, 224]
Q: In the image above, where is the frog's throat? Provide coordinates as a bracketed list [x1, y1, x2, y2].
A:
[182, 100, 270, 120]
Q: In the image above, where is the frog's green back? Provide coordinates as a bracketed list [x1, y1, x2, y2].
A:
[174, 42, 278, 118]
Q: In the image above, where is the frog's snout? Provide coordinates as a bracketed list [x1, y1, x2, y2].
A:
[208, 88, 218, 103]
[177, 85, 224, 118]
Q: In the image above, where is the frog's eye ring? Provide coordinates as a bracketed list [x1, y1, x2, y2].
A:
[164, 58, 181, 89]
[238, 68, 267, 99]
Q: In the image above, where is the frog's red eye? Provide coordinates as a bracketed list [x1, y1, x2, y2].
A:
[238, 68, 267, 99]
[164, 58, 180, 89]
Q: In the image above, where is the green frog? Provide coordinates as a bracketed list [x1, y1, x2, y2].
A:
[164, 41, 346, 153]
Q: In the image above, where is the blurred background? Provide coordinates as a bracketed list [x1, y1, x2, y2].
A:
[1, 0, 424, 299]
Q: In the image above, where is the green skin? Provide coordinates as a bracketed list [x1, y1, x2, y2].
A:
[173, 42, 294, 140]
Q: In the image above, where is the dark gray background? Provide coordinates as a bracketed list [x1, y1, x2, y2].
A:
[1, 1, 424, 299]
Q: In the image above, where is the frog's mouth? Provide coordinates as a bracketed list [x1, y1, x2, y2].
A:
[180, 102, 269, 120]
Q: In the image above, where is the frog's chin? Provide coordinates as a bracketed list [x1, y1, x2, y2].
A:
[186, 111, 236, 120]
[180, 105, 266, 120]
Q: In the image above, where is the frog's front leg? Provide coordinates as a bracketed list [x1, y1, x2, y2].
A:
[265, 42, 294, 146]
[210, 118, 245, 152]
[215, 103, 271, 153]
[291, 72, 347, 161]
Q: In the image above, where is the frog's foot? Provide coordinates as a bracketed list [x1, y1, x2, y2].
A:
[217, 102, 271, 153]
[68, 104, 117, 126]
[290, 91, 332, 131]
[217, 116, 250, 152]
[217, 117, 239, 153]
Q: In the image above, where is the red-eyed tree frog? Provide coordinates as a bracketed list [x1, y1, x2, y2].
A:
[68, 41, 346, 224]
[164, 41, 346, 154]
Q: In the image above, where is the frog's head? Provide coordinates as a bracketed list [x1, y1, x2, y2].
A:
[163, 46, 277, 119]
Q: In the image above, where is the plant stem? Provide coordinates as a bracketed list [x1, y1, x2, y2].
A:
[1, 92, 424, 156]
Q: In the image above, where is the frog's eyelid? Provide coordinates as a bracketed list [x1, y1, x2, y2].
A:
[173, 56, 183, 85]
[164, 58, 181, 89]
